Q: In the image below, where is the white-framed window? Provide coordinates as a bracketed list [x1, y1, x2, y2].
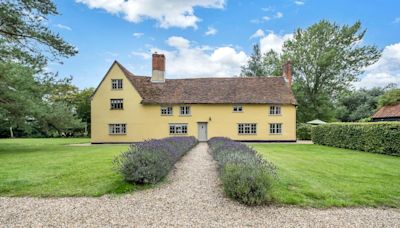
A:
[233, 105, 243, 112]
[269, 123, 282, 134]
[111, 79, 123, 90]
[269, 105, 281, 115]
[109, 123, 126, 135]
[110, 99, 123, 110]
[238, 123, 257, 134]
[161, 106, 173, 115]
[180, 106, 191, 116]
[169, 123, 188, 135]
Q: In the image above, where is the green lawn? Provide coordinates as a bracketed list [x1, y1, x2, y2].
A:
[253, 144, 400, 207]
[0, 138, 139, 197]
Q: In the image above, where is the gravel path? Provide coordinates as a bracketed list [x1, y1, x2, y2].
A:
[1, 143, 399, 227]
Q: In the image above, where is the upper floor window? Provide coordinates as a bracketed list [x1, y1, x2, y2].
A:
[238, 123, 257, 135]
[269, 105, 281, 115]
[110, 99, 123, 110]
[161, 106, 173, 115]
[180, 106, 191, 116]
[269, 123, 282, 134]
[111, 79, 123, 90]
[233, 105, 243, 112]
[169, 123, 188, 135]
[109, 123, 126, 135]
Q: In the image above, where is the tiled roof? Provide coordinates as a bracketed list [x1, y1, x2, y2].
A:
[117, 62, 297, 105]
[372, 103, 400, 118]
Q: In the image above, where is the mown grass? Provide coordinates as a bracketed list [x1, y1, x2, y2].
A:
[253, 144, 400, 207]
[0, 138, 144, 197]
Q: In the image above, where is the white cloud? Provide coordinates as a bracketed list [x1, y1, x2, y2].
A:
[259, 32, 293, 54]
[356, 43, 400, 88]
[133, 32, 144, 38]
[274, 12, 283, 18]
[250, 29, 265, 39]
[133, 36, 248, 77]
[262, 16, 271, 21]
[166, 36, 191, 49]
[394, 17, 400, 24]
[205, 26, 217, 36]
[294, 0, 305, 5]
[131, 51, 151, 59]
[76, 0, 225, 28]
[55, 24, 72, 31]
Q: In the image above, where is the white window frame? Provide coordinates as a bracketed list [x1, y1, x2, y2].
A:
[269, 105, 281, 115]
[111, 79, 123, 90]
[233, 105, 243, 113]
[161, 106, 173, 116]
[269, 123, 282, 134]
[238, 123, 257, 135]
[109, 123, 126, 135]
[180, 106, 191, 116]
[169, 123, 188, 135]
[110, 99, 123, 110]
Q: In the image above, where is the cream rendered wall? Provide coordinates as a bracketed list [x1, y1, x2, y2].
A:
[91, 64, 297, 143]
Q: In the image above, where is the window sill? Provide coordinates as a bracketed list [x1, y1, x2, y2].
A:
[269, 114, 282, 116]
[161, 114, 173, 116]
[269, 133, 282, 135]
[111, 89, 123, 91]
[179, 115, 192, 117]
[110, 109, 124, 110]
[238, 133, 257, 135]
[109, 133, 127, 135]
[169, 133, 188, 135]
[233, 111, 243, 113]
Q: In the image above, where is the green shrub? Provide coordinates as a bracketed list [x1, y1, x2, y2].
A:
[222, 163, 273, 205]
[311, 122, 400, 156]
[296, 123, 314, 140]
[114, 137, 198, 184]
[208, 137, 276, 205]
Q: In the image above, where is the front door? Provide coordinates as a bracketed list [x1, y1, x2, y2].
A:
[197, 122, 208, 142]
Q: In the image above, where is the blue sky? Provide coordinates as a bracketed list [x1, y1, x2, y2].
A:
[49, 0, 400, 89]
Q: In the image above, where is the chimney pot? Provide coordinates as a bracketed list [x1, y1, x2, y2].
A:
[151, 53, 165, 83]
[282, 61, 292, 87]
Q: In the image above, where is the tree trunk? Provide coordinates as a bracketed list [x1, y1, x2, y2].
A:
[10, 127, 14, 138]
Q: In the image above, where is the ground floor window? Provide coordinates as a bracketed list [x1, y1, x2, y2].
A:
[269, 123, 282, 134]
[169, 123, 188, 135]
[109, 123, 126, 135]
[238, 123, 257, 134]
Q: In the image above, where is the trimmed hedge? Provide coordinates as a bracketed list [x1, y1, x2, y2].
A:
[114, 136, 198, 184]
[311, 122, 400, 156]
[208, 137, 277, 205]
[296, 123, 314, 140]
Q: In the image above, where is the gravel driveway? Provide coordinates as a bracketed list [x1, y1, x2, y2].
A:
[1, 143, 399, 227]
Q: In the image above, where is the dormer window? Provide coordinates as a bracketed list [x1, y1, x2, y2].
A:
[111, 79, 123, 90]
[233, 105, 243, 112]
[269, 105, 281, 115]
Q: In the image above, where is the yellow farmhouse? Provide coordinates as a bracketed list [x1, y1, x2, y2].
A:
[91, 54, 297, 143]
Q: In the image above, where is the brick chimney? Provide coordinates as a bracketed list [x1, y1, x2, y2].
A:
[151, 53, 165, 83]
[282, 61, 292, 87]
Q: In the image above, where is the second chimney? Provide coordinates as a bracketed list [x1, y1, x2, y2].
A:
[151, 53, 165, 83]
[282, 61, 292, 87]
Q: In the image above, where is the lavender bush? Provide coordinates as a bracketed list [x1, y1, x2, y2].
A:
[208, 137, 277, 205]
[114, 136, 198, 184]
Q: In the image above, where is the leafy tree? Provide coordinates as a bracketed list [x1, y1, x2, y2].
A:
[378, 88, 400, 107]
[0, 62, 42, 137]
[241, 44, 281, 77]
[0, 0, 77, 71]
[336, 87, 386, 122]
[73, 88, 95, 136]
[283, 20, 381, 122]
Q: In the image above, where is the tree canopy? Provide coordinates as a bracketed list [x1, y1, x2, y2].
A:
[0, 0, 77, 71]
[241, 20, 382, 123]
[378, 88, 400, 107]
